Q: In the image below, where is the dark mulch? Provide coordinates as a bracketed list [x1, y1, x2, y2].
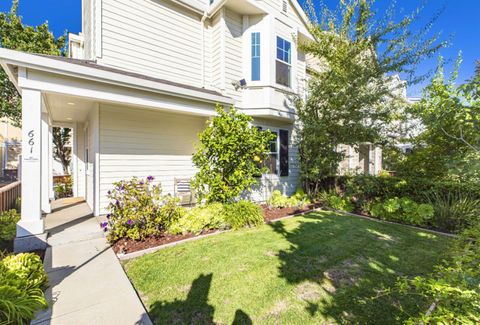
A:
[112, 203, 324, 255]
[113, 229, 219, 255]
[262, 203, 323, 223]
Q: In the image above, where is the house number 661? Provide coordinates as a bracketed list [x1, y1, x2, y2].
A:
[28, 130, 35, 154]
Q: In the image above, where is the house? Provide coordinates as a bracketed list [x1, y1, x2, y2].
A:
[0, 0, 380, 252]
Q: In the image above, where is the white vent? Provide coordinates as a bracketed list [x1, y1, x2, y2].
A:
[282, 0, 287, 13]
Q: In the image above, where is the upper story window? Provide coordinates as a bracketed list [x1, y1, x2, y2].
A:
[276, 37, 291, 87]
[251, 32, 261, 81]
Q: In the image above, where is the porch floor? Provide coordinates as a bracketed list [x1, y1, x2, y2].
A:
[32, 198, 152, 325]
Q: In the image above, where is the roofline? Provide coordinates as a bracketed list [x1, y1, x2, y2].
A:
[0, 48, 234, 105]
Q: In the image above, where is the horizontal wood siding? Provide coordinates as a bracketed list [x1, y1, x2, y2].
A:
[224, 9, 243, 103]
[98, 104, 207, 213]
[101, 0, 203, 87]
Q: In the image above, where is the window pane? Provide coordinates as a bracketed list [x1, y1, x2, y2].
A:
[252, 57, 260, 81]
[265, 154, 278, 174]
[277, 36, 283, 48]
[276, 61, 291, 87]
[251, 32, 260, 81]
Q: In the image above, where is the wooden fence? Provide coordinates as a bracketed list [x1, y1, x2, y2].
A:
[0, 181, 21, 212]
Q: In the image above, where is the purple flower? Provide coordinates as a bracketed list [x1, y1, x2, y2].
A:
[116, 200, 120, 206]
[147, 175, 154, 182]
[127, 219, 133, 225]
[103, 227, 108, 232]
[107, 190, 111, 195]
[100, 222, 108, 228]
[139, 181, 144, 185]
[106, 214, 111, 219]
[119, 185, 125, 191]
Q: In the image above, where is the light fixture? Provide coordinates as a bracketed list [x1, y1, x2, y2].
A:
[66, 117, 73, 121]
[67, 102, 76, 106]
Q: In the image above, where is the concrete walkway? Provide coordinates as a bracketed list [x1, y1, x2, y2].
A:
[33, 198, 152, 325]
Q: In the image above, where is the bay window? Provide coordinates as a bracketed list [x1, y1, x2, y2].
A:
[251, 32, 261, 81]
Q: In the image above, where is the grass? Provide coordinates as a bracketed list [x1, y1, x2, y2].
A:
[124, 211, 451, 324]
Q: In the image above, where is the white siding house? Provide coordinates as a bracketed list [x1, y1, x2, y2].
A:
[0, 0, 380, 251]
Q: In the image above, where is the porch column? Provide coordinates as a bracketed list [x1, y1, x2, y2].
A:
[14, 89, 46, 252]
[49, 125, 54, 200]
[41, 112, 51, 213]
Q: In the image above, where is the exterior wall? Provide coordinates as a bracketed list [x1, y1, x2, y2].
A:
[76, 123, 86, 199]
[99, 0, 204, 87]
[338, 144, 383, 176]
[98, 104, 207, 214]
[223, 9, 243, 103]
[247, 118, 300, 202]
[82, 0, 94, 59]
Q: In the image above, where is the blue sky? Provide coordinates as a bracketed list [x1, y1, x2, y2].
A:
[1, 0, 478, 97]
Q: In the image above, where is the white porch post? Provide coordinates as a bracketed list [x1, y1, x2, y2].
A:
[41, 112, 51, 213]
[15, 89, 45, 245]
[49, 125, 54, 200]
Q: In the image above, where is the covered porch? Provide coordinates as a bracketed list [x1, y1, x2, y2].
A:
[0, 48, 232, 252]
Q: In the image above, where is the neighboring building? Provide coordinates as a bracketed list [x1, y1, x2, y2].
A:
[0, 0, 382, 249]
[0, 119, 21, 180]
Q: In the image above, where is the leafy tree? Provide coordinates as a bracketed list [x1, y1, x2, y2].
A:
[476, 59, 480, 77]
[0, 0, 66, 127]
[296, 0, 445, 193]
[52, 127, 71, 175]
[396, 57, 480, 181]
[192, 105, 274, 203]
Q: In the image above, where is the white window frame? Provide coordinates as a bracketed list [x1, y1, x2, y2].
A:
[275, 36, 292, 88]
[263, 127, 281, 176]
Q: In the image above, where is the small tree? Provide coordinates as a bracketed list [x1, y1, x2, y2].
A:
[52, 127, 71, 175]
[0, 0, 66, 127]
[192, 105, 274, 203]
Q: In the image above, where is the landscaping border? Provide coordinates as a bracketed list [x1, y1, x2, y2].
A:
[117, 207, 324, 260]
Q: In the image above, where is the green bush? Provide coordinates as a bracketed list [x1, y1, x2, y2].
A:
[0, 253, 48, 324]
[393, 225, 480, 323]
[223, 200, 264, 229]
[319, 191, 354, 212]
[105, 176, 185, 242]
[267, 189, 310, 209]
[424, 191, 480, 233]
[168, 203, 228, 235]
[192, 105, 274, 203]
[0, 210, 20, 241]
[369, 197, 434, 226]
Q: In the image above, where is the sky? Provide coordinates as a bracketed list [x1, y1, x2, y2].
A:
[0, 0, 478, 97]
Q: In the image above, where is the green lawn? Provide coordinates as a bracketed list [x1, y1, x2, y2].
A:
[124, 211, 451, 324]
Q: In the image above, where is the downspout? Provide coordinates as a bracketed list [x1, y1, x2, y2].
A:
[201, 10, 208, 88]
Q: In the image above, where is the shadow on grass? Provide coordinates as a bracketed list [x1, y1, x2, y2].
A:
[269, 211, 447, 324]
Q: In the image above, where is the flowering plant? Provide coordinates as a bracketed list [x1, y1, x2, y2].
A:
[103, 176, 184, 242]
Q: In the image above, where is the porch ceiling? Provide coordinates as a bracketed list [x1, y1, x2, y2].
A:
[46, 93, 94, 123]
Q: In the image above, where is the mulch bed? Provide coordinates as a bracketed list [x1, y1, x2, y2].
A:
[112, 203, 324, 255]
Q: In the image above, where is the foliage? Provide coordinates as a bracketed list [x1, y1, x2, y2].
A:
[393, 225, 480, 323]
[369, 197, 434, 226]
[104, 176, 185, 242]
[52, 127, 72, 175]
[168, 203, 228, 235]
[0, 210, 20, 241]
[392, 57, 480, 182]
[424, 191, 480, 233]
[0, 0, 66, 127]
[0, 253, 48, 324]
[320, 191, 354, 212]
[222, 200, 264, 230]
[54, 178, 73, 199]
[267, 189, 310, 209]
[192, 105, 274, 203]
[297, 0, 444, 194]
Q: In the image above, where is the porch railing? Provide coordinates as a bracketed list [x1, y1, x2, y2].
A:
[0, 181, 21, 212]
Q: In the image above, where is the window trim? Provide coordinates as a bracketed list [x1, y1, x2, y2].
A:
[257, 126, 289, 177]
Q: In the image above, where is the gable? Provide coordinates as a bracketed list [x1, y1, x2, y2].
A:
[260, 0, 312, 38]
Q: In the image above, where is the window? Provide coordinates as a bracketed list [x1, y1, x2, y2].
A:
[251, 32, 261, 81]
[276, 37, 291, 87]
[264, 131, 278, 174]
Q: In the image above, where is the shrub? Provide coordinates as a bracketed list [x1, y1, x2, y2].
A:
[0, 253, 48, 324]
[192, 105, 274, 203]
[0, 210, 20, 241]
[223, 200, 264, 229]
[168, 203, 228, 235]
[393, 225, 480, 323]
[267, 189, 310, 209]
[319, 191, 354, 212]
[369, 197, 434, 226]
[105, 176, 185, 242]
[424, 191, 480, 233]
